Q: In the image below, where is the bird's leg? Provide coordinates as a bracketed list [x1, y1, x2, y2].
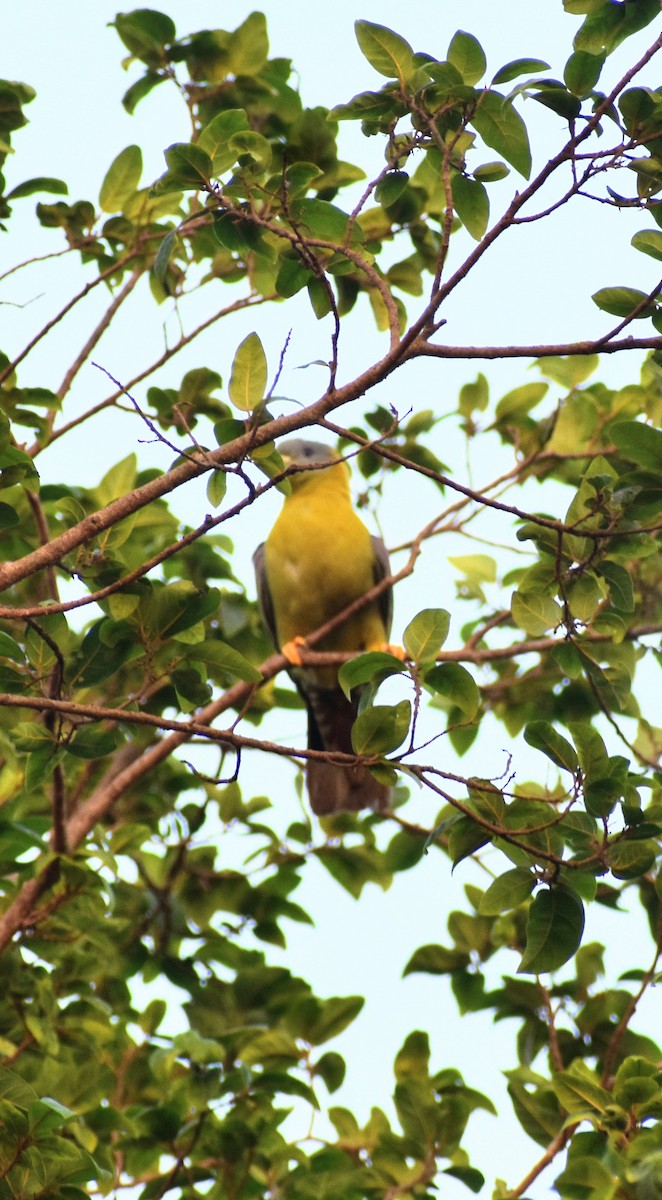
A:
[381, 642, 406, 660]
[281, 635, 307, 666]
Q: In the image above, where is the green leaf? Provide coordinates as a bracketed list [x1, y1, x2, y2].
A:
[552, 1060, 614, 1115]
[403, 608, 450, 662]
[6, 176, 68, 201]
[631, 229, 662, 261]
[492, 58, 550, 85]
[468, 782, 505, 825]
[554, 1156, 617, 1200]
[473, 160, 509, 182]
[375, 170, 410, 207]
[535, 354, 599, 387]
[524, 722, 579, 772]
[213, 209, 263, 253]
[448, 815, 491, 864]
[198, 109, 250, 174]
[122, 70, 165, 114]
[0, 445, 40, 492]
[228, 11, 269, 75]
[314, 1051, 345, 1093]
[451, 174, 489, 240]
[228, 332, 268, 411]
[569, 722, 608, 775]
[459, 373, 489, 417]
[307, 277, 333, 319]
[386, 258, 423, 296]
[443, 1166, 485, 1194]
[592, 286, 655, 319]
[291, 197, 361, 245]
[157, 142, 213, 193]
[0, 631, 26, 663]
[394, 1030, 430, 1080]
[383, 830, 426, 872]
[338, 651, 406, 700]
[228, 130, 272, 175]
[283, 162, 324, 198]
[66, 728, 119, 760]
[447, 31, 487, 85]
[316, 844, 389, 898]
[564, 50, 605, 97]
[302, 996, 365, 1044]
[12, 722, 55, 752]
[113, 9, 175, 65]
[495, 382, 548, 421]
[351, 700, 411, 756]
[95, 452, 137, 505]
[572, 0, 659, 55]
[519, 888, 585, 974]
[598, 561, 635, 612]
[354, 20, 417, 84]
[612, 420, 662, 470]
[153, 228, 178, 287]
[511, 590, 562, 636]
[30, 1095, 77, 1130]
[191, 640, 263, 684]
[607, 840, 656, 880]
[506, 1069, 564, 1147]
[403, 943, 470, 976]
[99, 145, 142, 212]
[330, 89, 408, 123]
[206, 470, 227, 508]
[478, 869, 535, 915]
[471, 90, 532, 178]
[276, 257, 311, 298]
[448, 554, 496, 584]
[424, 663, 480, 720]
[0, 503, 19, 530]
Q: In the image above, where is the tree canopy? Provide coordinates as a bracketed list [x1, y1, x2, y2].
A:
[2, 3, 662, 1197]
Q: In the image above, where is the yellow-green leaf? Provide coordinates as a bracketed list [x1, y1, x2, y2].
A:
[228, 333, 268, 411]
[99, 145, 143, 212]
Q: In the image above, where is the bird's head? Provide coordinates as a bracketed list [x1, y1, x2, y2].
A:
[278, 439, 348, 490]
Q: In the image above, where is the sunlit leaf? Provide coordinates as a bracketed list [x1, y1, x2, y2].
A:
[228, 332, 268, 411]
[354, 20, 417, 84]
[403, 609, 451, 661]
[425, 663, 480, 720]
[447, 30, 487, 86]
[471, 91, 532, 178]
[99, 145, 143, 212]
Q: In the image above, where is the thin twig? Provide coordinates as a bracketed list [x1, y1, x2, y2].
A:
[56, 267, 143, 401]
[0, 249, 142, 386]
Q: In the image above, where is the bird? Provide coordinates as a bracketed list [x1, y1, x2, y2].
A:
[253, 438, 393, 815]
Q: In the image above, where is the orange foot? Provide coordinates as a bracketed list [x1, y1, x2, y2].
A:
[381, 642, 406, 661]
[281, 635, 307, 666]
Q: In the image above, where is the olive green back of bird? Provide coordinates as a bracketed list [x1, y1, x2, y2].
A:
[253, 439, 392, 815]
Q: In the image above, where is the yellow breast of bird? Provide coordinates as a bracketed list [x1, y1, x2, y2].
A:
[264, 487, 384, 653]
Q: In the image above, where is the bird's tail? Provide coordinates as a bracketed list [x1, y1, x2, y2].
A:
[303, 683, 391, 815]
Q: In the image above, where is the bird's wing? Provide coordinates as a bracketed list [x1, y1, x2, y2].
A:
[252, 542, 277, 647]
[371, 535, 392, 639]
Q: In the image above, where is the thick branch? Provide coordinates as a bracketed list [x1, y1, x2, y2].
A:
[413, 335, 662, 359]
